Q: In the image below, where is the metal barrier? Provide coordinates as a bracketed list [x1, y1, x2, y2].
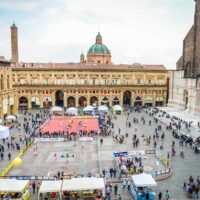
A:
[145, 149, 156, 154]
[155, 167, 171, 176]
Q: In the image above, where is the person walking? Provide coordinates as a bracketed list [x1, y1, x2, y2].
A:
[158, 192, 162, 200]
[8, 152, 11, 161]
[122, 179, 126, 190]
[118, 194, 122, 200]
[100, 138, 103, 146]
[114, 184, 118, 195]
[32, 181, 36, 193]
[165, 190, 170, 200]
[113, 167, 117, 178]
[1, 152, 3, 160]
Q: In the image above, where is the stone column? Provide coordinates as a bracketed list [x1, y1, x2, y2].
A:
[153, 91, 156, 106]
[64, 92, 67, 107]
[52, 92, 55, 107]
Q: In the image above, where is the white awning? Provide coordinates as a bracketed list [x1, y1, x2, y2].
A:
[132, 173, 157, 187]
[83, 105, 94, 111]
[0, 125, 9, 139]
[39, 180, 62, 194]
[43, 97, 52, 102]
[51, 106, 64, 112]
[98, 105, 108, 111]
[0, 179, 29, 192]
[112, 105, 123, 111]
[31, 97, 39, 102]
[62, 178, 104, 191]
[66, 107, 78, 115]
[6, 115, 17, 121]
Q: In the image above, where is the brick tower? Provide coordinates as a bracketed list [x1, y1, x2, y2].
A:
[11, 23, 18, 62]
[193, 0, 200, 75]
[176, 0, 200, 77]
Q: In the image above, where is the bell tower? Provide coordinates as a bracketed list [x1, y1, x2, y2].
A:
[11, 23, 18, 62]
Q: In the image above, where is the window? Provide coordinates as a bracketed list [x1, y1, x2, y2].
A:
[148, 80, 152, 84]
[137, 79, 141, 84]
[98, 60, 101, 64]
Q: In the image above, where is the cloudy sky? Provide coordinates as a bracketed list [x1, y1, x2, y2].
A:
[0, 0, 195, 69]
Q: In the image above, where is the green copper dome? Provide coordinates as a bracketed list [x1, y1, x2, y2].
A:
[88, 33, 111, 55]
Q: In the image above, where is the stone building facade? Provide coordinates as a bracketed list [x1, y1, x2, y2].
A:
[0, 57, 17, 120]
[11, 63, 168, 110]
[168, 0, 200, 114]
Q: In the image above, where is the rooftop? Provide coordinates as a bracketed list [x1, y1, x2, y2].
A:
[11, 62, 167, 71]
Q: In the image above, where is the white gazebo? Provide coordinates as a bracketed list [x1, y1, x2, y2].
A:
[6, 115, 17, 121]
[98, 105, 108, 113]
[62, 178, 105, 191]
[0, 179, 29, 192]
[66, 107, 78, 115]
[38, 180, 62, 200]
[0, 125, 9, 139]
[112, 105, 123, 115]
[132, 173, 157, 187]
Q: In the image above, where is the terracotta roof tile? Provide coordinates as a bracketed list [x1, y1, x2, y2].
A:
[11, 62, 167, 71]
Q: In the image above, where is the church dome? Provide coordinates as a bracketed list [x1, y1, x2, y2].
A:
[88, 33, 111, 56]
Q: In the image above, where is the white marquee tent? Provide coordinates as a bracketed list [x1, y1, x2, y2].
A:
[83, 105, 95, 112]
[62, 178, 104, 191]
[98, 105, 108, 112]
[38, 180, 62, 199]
[0, 125, 9, 139]
[112, 105, 123, 111]
[6, 115, 17, 121]
[0, 179, 29, 192]
[132, 173, 157, 187]
[66, 107, 78, 115]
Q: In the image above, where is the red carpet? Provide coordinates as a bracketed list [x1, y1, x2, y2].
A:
[41, 116, 100, 133]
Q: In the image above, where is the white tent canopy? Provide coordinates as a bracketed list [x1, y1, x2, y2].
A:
[132, 173, 157, 187]
[39, 180, 62, 194]
[0, 125, 9, 139]
[62, 178, 104, 191]
[66, 107, 78, 115]
[0, 179, 29, 192]
[98, 105, 108, 112]
[112, 105, 123, 111]
[83, 105, 95, 112]
[6, 115, 17, 121]
[51, 106, 64, 112]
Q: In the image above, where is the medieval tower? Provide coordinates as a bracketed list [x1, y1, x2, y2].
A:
[11, 23, 18, 62]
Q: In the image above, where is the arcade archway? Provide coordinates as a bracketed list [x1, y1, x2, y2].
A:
[112, 97, 120, 105]
[55, 90, 64, 107]
[123, 91, 131, 105]
[101, 96, 109, 106]
[134, 96, 142, 106]
[67, 96, 75, 107]
[90, 96, 98, 106]
[79, 96, 87, 107]
[19, 97, 28, 110]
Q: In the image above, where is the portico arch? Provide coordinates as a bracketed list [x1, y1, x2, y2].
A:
[112, 97, 120, 105]
[79, 96, 87, 107]
[19, 96, 28, 110]
[123, 90, 131, 105]
[101, 96, 109, 106]
[90, 96, 98, 106]
[67, 96, 75, 107]
[134, 96, 142, 106]
[55, 90, 64, 107]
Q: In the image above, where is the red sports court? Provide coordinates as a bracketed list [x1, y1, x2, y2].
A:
[40, 116, 100, 133]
